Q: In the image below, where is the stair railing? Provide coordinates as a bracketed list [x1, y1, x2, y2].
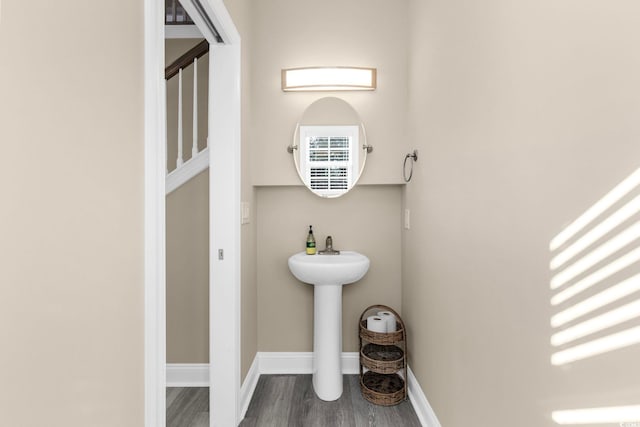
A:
[165, 40, 209, 173]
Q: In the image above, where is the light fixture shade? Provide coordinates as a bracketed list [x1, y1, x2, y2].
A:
[281, 67, 377, 92]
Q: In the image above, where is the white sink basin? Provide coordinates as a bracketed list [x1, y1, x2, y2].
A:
[288, 251, 370, 286]
[287, 250, 370, 401]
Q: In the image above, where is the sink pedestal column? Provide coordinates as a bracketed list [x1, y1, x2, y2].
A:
[312, 284, 343, 401]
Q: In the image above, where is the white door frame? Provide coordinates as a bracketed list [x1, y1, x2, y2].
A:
[144, 1, 242, 426]
[144, 0, 167, 425]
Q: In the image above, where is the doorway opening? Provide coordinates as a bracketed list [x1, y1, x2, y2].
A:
[144, 0, 242, 425]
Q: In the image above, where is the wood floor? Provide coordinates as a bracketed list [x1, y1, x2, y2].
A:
[167, 374, 421, 427]
[166, 387, 209, 427]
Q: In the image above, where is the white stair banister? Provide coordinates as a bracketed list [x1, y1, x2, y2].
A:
[177, 68, 184, 167]
[192, 57, 198, 158]
[166, 79, 169, 174]
[164, 39, 209, 193]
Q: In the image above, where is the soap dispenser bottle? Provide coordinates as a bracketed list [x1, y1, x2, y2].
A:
[306, 225, 316, 255]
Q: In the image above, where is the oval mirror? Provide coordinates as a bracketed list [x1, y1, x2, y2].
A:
[291, 97, 369, 198]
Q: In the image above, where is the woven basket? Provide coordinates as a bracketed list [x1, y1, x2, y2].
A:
[360, 344, 404, 374]
[360, 371, 406, 406]
[359, 320, 404, 345]
[358, 304, 408, 406]
[359, 304, 405, 345]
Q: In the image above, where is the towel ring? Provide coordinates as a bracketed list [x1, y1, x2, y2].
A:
[403, 150, 418, 182]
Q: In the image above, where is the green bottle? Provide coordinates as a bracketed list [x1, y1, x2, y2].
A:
[306, 225, 316, 255]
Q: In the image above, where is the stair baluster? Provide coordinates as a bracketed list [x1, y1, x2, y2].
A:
[177, 68, 184, 168]
[165, 40, 210, 194]
[192, 57, 198, 158]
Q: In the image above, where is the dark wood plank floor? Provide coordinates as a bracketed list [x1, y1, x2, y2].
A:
[239, 375, 421, 427]
[167, 387, 209, 427]
[167, 375, 421, 426]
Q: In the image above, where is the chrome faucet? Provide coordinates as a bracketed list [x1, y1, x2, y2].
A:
[318, 235, 340, 255]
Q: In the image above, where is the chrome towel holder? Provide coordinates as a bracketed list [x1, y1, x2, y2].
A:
[403, 150, 418, 182]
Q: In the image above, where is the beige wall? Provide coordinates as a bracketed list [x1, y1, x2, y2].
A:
[166, 171, 209, 363]
[250, 0, 409, 187]
[0, 1, 144, 426]
[404, 0, 640, 425]
[250, 0, 409, 354]
[257, 186, 402, 352]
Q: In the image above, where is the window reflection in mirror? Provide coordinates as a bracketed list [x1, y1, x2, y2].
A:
[291, 97, 368, 198]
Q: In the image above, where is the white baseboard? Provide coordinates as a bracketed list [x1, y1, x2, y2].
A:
[239, 356, 260, 420]
[166, 363, 210, 387]
[407, 367, 442, 427]
[257, 352, 360, 375]
[341, 352, 360, 374]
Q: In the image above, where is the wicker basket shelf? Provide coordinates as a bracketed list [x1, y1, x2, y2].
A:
[360, 344, 404, 374]
[359, 320, 404, 345]
[358, 305, 407, 406]
[360, 371, 406, 406]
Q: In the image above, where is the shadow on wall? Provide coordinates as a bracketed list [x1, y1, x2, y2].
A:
[548, 167, 640, 424]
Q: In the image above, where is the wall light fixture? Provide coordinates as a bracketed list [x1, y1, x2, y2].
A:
[281, 67, 377, 92]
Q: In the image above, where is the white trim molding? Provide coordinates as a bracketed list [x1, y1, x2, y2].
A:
[165, 24, 203, 39]
[166, 147, 210, 194]
[208, 41, 242, 427]
[170, 358, 260, 420]
[166, 363, 210, 387]
[407, 367, 442, 427]
[258, 352, 360, 375]
[178, 0, 242, 425]
[239, 357, 260, 420]
[144, 0, 167, 425]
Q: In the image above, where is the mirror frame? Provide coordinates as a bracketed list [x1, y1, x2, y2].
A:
[290, 97, 370, 198]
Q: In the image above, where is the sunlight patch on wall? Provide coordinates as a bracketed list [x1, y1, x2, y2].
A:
[550, 195, 640, 270]
[550, 168, 640, 251]
[551, 273, 640, 327]
[551, 325, 640, 365]
[552, 405, 640, 424]
[549, 169, 640, 425]
[551, 300, 640, 347]
[551, 247, 640, 306]
[550, 222, 640, 290]
[549, 167, 640, 367]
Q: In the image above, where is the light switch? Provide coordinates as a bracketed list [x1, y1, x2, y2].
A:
[241, 202, 250, 224]
[404, 209, 410, 230]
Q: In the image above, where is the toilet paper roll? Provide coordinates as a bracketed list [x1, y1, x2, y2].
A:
[366, 316, 388, 333]
[377, 311, 397, 332]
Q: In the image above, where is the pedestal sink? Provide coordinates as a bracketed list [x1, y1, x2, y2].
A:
[288, 251, 370, 401]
